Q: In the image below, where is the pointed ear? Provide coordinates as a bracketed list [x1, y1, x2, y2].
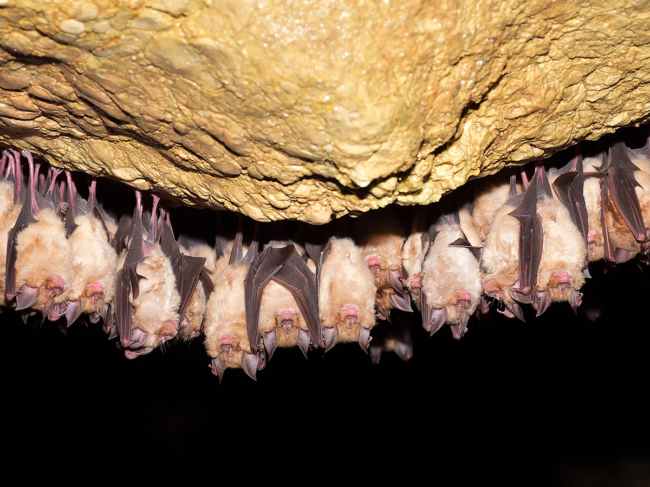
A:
[263, 330, 278, 360]
[534, 290, 552, 317]
[297, 329, 310, 359]
[209, 357, 225, 384]
[15, 284, 40, 311]
[241, 352, 260, 381]
[323, 325, 339, 352]
[358, 326, 372, 353]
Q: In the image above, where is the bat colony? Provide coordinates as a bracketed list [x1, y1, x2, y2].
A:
[1, 129, 650, 382]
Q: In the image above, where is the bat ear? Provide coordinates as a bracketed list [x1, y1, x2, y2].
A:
[323, 325, 339, 352]
[241, 352, 260, 381]
[358, 326, 372, 353]
[388, 292, 413, 313]
[533, 290, 552, 317]
[297, 329, 310, 358]
[480, 295, 491, 314]
[209, 357, 225, 384]
[263, 330, 277, 360]
[15, 284, 40, 311]
[395, 340, 413, 362]
[65, 299, 83, 327]
[570, 290, 583, 314]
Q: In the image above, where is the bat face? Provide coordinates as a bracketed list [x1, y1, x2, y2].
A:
[177, 281, 207, 341]
[481, 204, 522, 317]
[121, 244, 181, 359]
[14, 209, 71, 312]
[401, 232, 428, 309]
[421, 224, 482, 336]
[63, 214, 117, 322]
[535, 198, 586, 306]
[204, 264, 264, 381]
[318, 238, 376, 351]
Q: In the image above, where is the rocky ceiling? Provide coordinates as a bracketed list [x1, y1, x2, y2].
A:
[1, 0, 650, 223]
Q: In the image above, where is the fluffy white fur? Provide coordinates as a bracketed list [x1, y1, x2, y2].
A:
[0, 181, 14, 227]
[14, 209, 71, 311]
[0, 203, 21, 303]
[421, 224, 482, 324]
[203, 264, 252, 370]
[66, 214, 118, 313]
[401, 232, 428, 309]
[582, 158, 605, 261]
[481, 204, 520, 303]
[319, 238, 376, 343]
[472, 173, 519, 243]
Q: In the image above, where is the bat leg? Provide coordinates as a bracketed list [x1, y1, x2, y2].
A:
[533, 290, 552, 317]
[423, 308, 446, 336]
[65, 300, 83, 327]
[358, 326, 372, 353]
[297, 329, 310, 358]
[323, 326, 339, 352]
[209, 357, 225, 384]
[263, 330, 277, 360]
[15, 284, 40, 311]
[388, 292, 413, 313]
[241, 352, 261, 381]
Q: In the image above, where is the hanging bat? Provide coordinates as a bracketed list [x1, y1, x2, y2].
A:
[0, 151, 16, 227]
[420, 200, 482, 338]
[203, 217, 265, 383]
[524, 163, 586, 315]
[472, 171, 522, 243]
[481, 169, 537, 321]
[179, 237, 219, 282]
[244, 241, 320, 359]
[352, 208, 412, 318]
[158, 213, 210, 342]
[581, 156, 608, 262]
[114, 192, 181, 359]
[0, 151, 21, 308]
[309, 237, 376, 352]
[401, 207, 429, 310]
[4, 151, 71, 318]
[369, 313, 414, 365]
[51, 172, 118, 326]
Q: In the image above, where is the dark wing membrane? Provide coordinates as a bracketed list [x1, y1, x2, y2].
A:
[244, 246, 294, 353]
[4, 190, 37, 298]
[113, 215, 133, 254]
[306, 239, 333, 294]
[199, 268, 215, 298]
[448, 236, 483, 262]
[608, 141, 647, 242]
[552, 170, 589, 246]
[509, 171, 543, 296]
[600, 178, 616, 262]
[271, 252, 322, 348]
[179, 255, 206, 319]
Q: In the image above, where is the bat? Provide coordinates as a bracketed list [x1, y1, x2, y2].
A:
[581, 156, 608, 262]
[51, 173, 118, 326]
[352, 208, 412, 320]
[401, 207, 430, 310]
[245, 241, 321, 359]
[203, 217, 266, 382]
[4, 151, 71, 318]
[114, 192, 181, 359]
[481, 169, 535, 321]
[0, 151, 21, 308]
[369, 313, 413, 365]
[420, 200, 482, 338]
[311, 237, 376, 352]
[179, 237, 219, 282]
[472, 171, 522, 243]
[528, 162, 586, 315]
[158, 212, 208, 342]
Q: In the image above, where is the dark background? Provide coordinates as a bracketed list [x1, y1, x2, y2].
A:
[3, 257, 650, 485]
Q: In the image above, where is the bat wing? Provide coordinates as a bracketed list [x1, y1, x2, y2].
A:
[607, 141, 647, 242]
[600, 178, 616, 262]
[113, 215, 133, 253]
[508, 169, 543, 296]
[244, 245, 294, 353]
[4, 189, 37, 299]
[449, 236, 483, 262]
[199, 268, 215, 298]
[270, 252, 322, 348]
[305, 239, 333, 294]
[553, 170, 589, 246]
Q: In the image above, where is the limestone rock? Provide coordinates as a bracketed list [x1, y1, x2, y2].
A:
[1, 0, 649, 223]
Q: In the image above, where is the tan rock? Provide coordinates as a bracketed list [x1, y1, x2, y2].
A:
[1, 0, 650, 223]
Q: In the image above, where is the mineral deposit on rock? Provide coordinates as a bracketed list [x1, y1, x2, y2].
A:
[1, 0, 650, 222]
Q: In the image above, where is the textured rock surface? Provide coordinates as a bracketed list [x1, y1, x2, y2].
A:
[1, 0, 650, 223]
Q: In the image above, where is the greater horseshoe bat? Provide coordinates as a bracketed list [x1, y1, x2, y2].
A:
[311, 237, 376, 352]
[582, 157, 608, 262]
[352, 208, 412, 319]
[0, 151, 20, 307]
[52, 173, 117, 326]
[401, 208, 429, 310]
[4, 151, 71, 317]
[114, 192, 181, 359]
[472, 172, 523, 243]
[420, 202, 482, 338]
[203, 217, 265, 382]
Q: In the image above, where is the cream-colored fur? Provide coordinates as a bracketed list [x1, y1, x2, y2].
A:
[319, 238, 376, 343]
[186, 243, 218, 283]
[258, 280, 308, 347]
[472, 173, 517, 243]
[131, 244, 180, 336]
[422, 224, 482, 324]
[458, 206, 482, 247]
[583, 158, 605, 261]
[536, 199, 586, 302]
[180, 281, 207, 341]
[66, 214, 118, 313]
[203, 264, 252, 370]
[15, 209, 71, 311]
[0, 181, 14, 227]
[481, 204, 520, 304]
[0, 203, 21, 303]
[401, 232, 428, 309]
